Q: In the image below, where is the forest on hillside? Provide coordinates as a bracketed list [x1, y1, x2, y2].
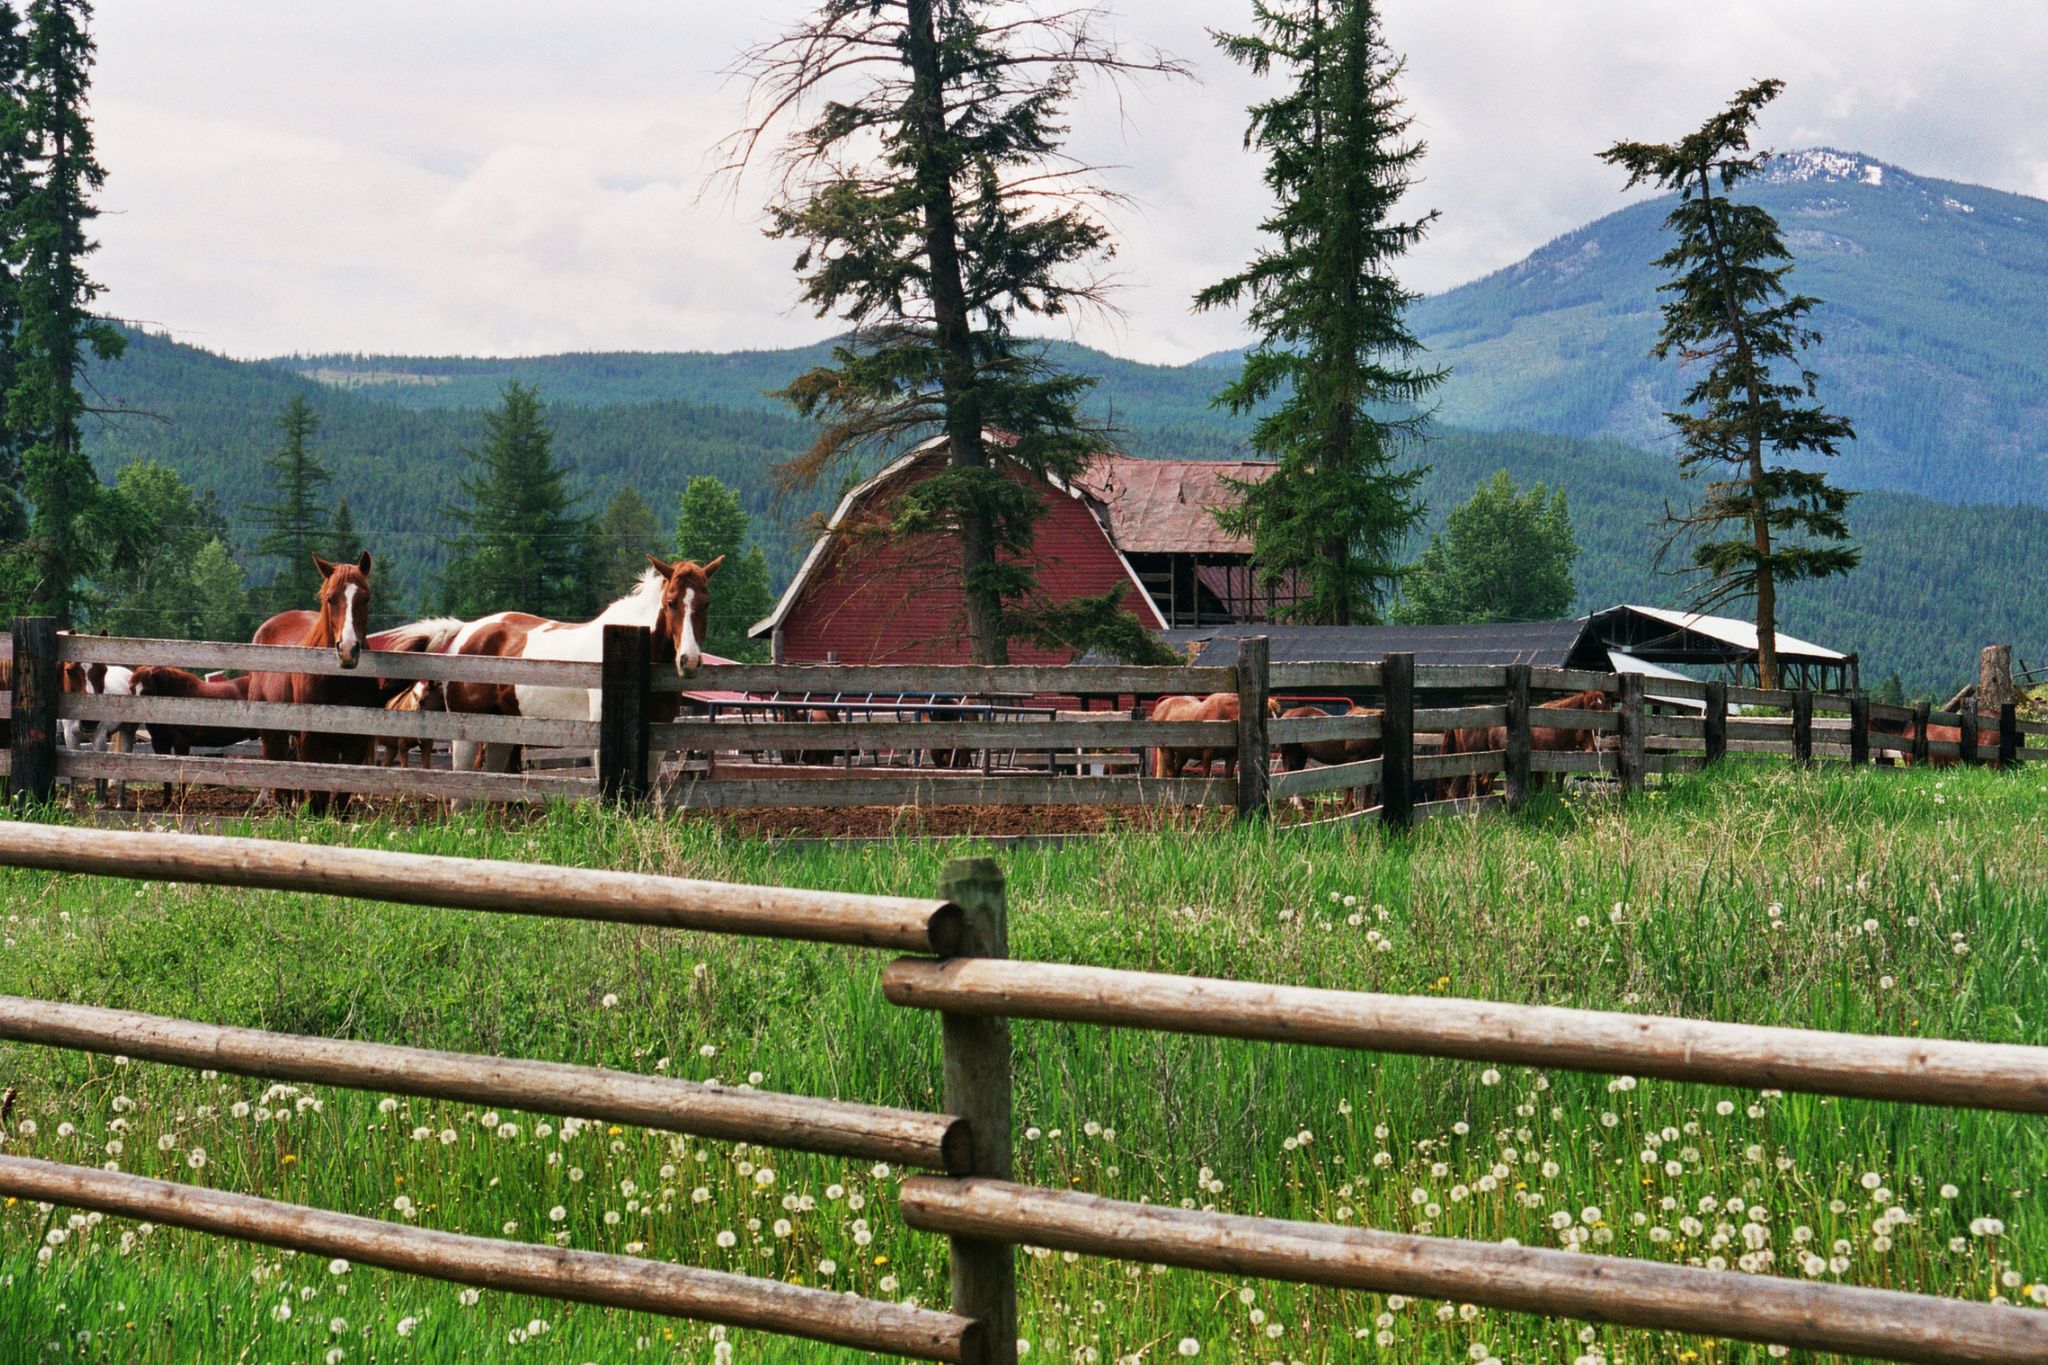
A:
[77, 329, 2046, 693]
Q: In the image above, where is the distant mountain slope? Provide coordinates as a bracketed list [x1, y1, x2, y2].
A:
[1404, 149, 2048, 504]
[83, 329, 2046, 691]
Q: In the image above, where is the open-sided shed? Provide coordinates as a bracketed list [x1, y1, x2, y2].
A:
[1584, 605, 1856, 692]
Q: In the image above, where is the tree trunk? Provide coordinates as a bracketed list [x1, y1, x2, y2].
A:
[1979, 644, 2014, 720]
[905, 0, 1004, 665]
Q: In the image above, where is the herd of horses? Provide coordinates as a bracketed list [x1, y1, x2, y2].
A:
[0, 549, 1974, 813]
[2, 550, 725, 813]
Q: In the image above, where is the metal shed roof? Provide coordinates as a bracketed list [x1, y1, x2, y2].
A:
[1084, 619, 1602, 670]
[1586, 605, 1846, 663]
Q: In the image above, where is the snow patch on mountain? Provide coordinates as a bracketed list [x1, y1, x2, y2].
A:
[1760, 148, 1894, 188]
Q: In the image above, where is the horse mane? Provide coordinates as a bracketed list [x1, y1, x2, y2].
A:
[595, 570, 667, 630]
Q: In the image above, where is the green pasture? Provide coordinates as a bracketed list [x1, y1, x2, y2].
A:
[3, 761, 2046, 1362]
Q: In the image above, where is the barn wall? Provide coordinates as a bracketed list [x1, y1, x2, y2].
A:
[777, 458, 1154, 666]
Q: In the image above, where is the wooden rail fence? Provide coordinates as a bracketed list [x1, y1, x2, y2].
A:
[1, 827, 2044, 1361]
[6, 621, 2044, 825]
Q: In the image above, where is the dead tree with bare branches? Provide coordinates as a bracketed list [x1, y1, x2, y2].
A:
[726, 1, 1183, 664]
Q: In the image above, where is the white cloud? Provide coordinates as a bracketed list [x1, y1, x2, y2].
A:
[88, 0, 2048, 365]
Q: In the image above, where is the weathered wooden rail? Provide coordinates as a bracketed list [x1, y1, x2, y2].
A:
[1, 835, 2043, 1362]
[5, 621, 2042, 824]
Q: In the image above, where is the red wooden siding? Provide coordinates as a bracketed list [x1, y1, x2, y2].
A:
[775, 456, 1155, 666]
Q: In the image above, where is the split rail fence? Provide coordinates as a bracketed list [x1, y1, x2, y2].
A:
[2, 823, 2046, 1362]
[5, 621, 2044, 824]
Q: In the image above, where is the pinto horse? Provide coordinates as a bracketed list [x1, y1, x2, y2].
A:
[442, 555, 723, 779]
[1442, 688, 1613, 799]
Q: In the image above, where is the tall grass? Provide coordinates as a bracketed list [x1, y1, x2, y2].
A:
[3, 761, 2046, 1362]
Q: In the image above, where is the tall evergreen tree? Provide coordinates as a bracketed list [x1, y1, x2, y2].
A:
[595, 485, 662, 595]
[1197, 0, 1441, 625]
[326, 497, 359, 563]
[731, 2, 1181, 663]
[0, 3, 32, 560]
[441, 381, 590, 619]
[673, 475, 774, 662]
[5, 0, 123, 622]
[1395, 470, 1577, 625]
[1601, 81, 1858, 690]
[244, 394, 332, 613]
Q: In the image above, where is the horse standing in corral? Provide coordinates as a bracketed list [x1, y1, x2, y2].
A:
[1273, 701, 1384, 809]
[441, 555, 723, 784]
[777, 707, 842, 768]
[126, 667, 256, 805]
[1149, 693, 1241, 780]
[378, 680, 445, 769]
[1869, 715, 1963, 767]
[1442, 688, 1614, 799]
[247, 553, 382, 815]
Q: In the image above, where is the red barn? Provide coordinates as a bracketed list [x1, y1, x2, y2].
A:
[751, 438, 1283, 665]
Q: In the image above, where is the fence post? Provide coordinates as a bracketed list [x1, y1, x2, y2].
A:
[1703, 681, 1727, 766]
[1503, 663, 1531, 809]
[1959, 706, 1979, 767]
[1379, 653, 1414, 829]
[8, 617, 58, 805]
[938, 857, 1016, 1365]
[1911, 700, 1930, 767]
[597, 624, 651, 805]
[1617, 673, 1645, 794]
[1848, 694, 1870, 767]
[1791, 689, 1814, 767]
[1234, 634, 1270, 822]
[1999, 702, 2019, 770]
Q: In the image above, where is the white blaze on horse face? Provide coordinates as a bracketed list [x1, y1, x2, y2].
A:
[675, 587, 701, 675]
[338, 585, 362, 667]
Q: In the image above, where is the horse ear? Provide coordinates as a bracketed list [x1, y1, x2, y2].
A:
[357, 550, 374, 578]
[701, 554, 726, 578]
[647, 554, 676, 577]
[311, 553, 336, 578]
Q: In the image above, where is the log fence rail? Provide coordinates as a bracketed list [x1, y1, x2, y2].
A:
[2, 828, 2045, 1361]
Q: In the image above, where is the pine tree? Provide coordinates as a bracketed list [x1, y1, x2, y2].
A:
[0, 3, 31, 559]
[730, 2, 1182, 663]
[1395, 470, 1577, 624]
[441, 381, 590, 619]
[1197, 0, 1441, 626]
[595, 486, 662, 595]
[1601, 81, 1858, 690]
[326, 497, 359, 563]
[4, 0, 124, 622]
[673, 475, 773, 662]
[245, 394, 332, 614]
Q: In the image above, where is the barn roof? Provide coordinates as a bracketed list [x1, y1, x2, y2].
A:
[1585, 604, 1847, 664]
[1069, 455, 1274, 556]
[1084, 619, 1603, 670]
[749, 436, 1169, 640]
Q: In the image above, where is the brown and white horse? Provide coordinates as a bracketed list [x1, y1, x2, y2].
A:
[443, 555, 723, 778]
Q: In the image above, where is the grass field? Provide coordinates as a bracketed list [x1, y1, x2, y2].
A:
[3, 761, 2047, 1363]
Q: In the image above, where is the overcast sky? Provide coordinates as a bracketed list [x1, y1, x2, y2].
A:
[90, 1, 2048, 365]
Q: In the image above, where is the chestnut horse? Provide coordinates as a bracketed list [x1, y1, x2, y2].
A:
[1443, 688, 1613, 799]
[1149, 693, 1241, 780]
[247, 553, 381, 815]
[1274, 701, 1384, 809]
[1869, 715, 1963, 768]
[442, 555, 723, 779]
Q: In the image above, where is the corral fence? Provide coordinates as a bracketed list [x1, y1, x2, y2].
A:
[1, 823, 2045, 1362]
[5, 620, 2044, 822]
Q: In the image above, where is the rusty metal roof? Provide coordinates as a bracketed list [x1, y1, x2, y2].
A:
[1071, 455, 1274, 556]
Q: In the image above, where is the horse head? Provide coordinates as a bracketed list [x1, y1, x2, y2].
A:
[311, 551, 374, 669]
[646, 554, 724, 677]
